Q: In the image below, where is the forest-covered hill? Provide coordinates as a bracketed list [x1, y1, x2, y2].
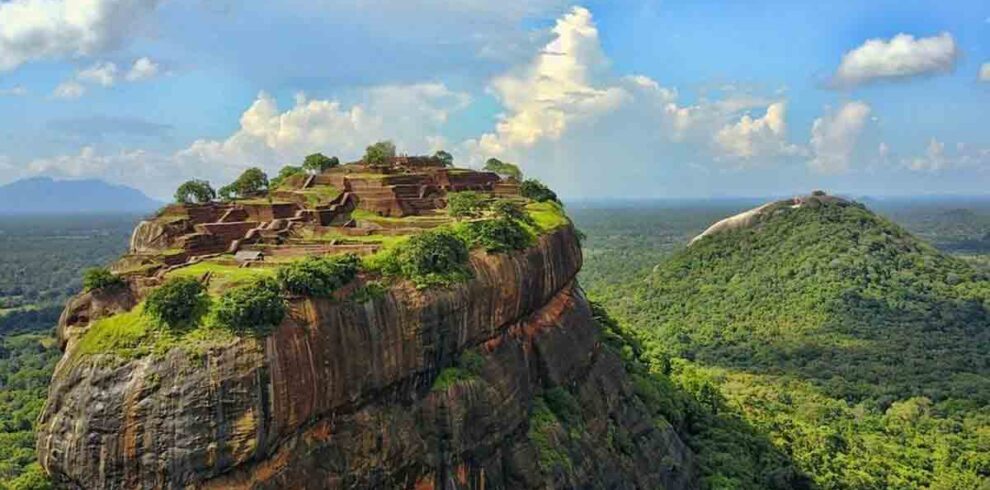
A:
[584, 196, 990, 488]
[0, 178, 159, 215]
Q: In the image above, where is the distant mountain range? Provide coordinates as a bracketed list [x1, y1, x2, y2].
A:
[0, 177, 161, 214]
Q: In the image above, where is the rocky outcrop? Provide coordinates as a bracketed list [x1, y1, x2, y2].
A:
[689, 191, 849, 245]
[55, 285, 137, 350]
[38, 227, 696, 489]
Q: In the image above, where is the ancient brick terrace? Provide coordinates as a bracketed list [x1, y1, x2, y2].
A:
[118, 158, 520, 281]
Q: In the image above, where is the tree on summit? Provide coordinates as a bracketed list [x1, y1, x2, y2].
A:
[270, 165, 304, 189]
[483, 158, 522, 181]
[302, 153, 339, 174]
[364, 140, 396, 167]
[174, 179, 216, 204]
[434, 150, 454, 167]
[219, 168, 269, 200]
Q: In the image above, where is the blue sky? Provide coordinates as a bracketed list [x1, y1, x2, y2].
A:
[0, 0, 987, 199]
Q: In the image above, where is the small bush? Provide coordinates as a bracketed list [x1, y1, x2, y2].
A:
[361, 247, 403, 277]
[144, 277, 208, 329]
[276, 254, 360, 297]
[491, 199, 533, 224]
[350, 281, 387, 303]
[397, 229, 471, 287]
[460, 350, 486, 375]
[458, 218, 533, 253]
[520, 179, 559, 203]
[431, 367, 475, 392]
[213, 278, 285, 335]
[544, 387, 583, 425]
[447, 191, 488, 218]
[82, 267, 124, 292]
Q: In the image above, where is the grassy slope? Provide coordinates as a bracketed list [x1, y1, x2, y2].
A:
[619, 199, 990, 489]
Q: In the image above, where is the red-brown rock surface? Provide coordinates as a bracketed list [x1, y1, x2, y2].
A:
[38, 222, 696, 489]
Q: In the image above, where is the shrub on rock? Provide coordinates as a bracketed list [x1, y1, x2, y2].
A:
[458, 218, 533, 253]
[520, 179, 559, 203]
[213, 278, 285, 335]
[276, 254, 360, 297]
[393, 229, 470, 287]
[144, 277, 208, 329]
[82, 267, 124, 292]
[491, 199, 532, 224]
[447, 191, 488, 218]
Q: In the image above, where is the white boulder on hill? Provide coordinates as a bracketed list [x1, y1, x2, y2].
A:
[689, 191, 847, 246]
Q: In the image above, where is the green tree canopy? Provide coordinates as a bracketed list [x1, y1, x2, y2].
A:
[82, 267, 124, 292]
[302, 153, 339, 174]
[520, 179, 559, 203]
[434, 150, 454, 167]
[143, 277, 208, 330]
[270, 165, 304, 189]
[491, 199, 532, 224]
[221, 167, 269, 200]
[447, 191, 488, 218]
[213, 278, 285, 335]
[174, 179, 216, 204]
[483, 158, 522, 181]
[399, 230, 469, 278]
[457, 218, 533, 253]
[364, 140, 396, 167]
[276, 254, 360, 297]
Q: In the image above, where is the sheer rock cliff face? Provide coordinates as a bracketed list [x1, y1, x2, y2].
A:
[37, 227, 696, 489]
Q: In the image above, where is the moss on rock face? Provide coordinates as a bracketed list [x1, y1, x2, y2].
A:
[430, 367, 476, 392]
[527, 396, 575, 473]
[71, 303, 238, 363]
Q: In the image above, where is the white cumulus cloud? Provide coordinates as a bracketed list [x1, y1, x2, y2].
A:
[714, 102, 802, 163]
[51, 57, 160, 98]
[808, 101, 872, 174]
[0, 0, 162, 72]
[77, 61, 118, 87]
[466, 5, 799, 196]
[476, 7, 627, 152]
[0, 85, 27, 96]
[52, 80, 85, 99]
[125, 57, 159, 81]
[832, 33, 958, 87]
[178, 83, 469, 178]
[980, 62, 990, 82]
[26, 82, 470, 197]
[906, 138, 947, 172]
[903, 139, 990, 172]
